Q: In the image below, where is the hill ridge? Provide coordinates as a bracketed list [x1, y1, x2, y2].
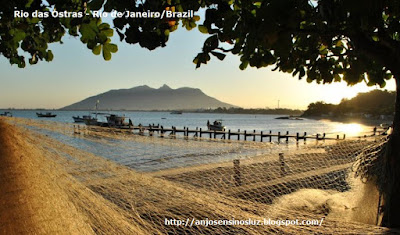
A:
[61, 85, 236, 111]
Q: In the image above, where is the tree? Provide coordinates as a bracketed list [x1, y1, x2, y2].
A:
[2, 0, 400, 227]
[303, 101, 335, 116]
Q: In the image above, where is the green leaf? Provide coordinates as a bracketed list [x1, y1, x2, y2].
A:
[46, 50, 54, 61]
[92, 44, 101, 55]
[239, 60, 249, 70]
[13, 31, 26, 42]
[107, 43, 118, 53]
[25, 0, 34, 8]
[211, 51, 226, 61]
[102, 28, 114, 37]
[102, 46, 111, 61]
[80, 23, 97, 43]
[198, 25, 208, 34]
[164, 29, 170, 36]
[88, 0, 105, 10]
[98, 23, 110, 30]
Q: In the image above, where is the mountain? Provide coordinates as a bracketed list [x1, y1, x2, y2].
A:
[61, 85, 237, 110]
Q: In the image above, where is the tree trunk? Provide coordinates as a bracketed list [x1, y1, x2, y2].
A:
[381, 76, 400, 227]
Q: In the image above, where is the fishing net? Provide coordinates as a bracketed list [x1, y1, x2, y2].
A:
[0, 117, 393, 234]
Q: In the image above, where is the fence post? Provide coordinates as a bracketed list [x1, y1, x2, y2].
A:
[279, 153, 286, 176]
[233, 159, 241, 186]
[253, 130, 256, 141]
[260, 131, 263, 142]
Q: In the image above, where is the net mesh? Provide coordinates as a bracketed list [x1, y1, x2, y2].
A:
[0, 117, 393, 234]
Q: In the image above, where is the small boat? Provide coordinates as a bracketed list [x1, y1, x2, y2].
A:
[275, 116, 303, 120]
[36, 112, 57, 118]
[207, 119, 225, 131]
[275, 116, 290, 120]
[84, 118, 99, 126]
[170, 111, 183, 114]
[85, 114, 133, 129]
[0, 112, 12, 117]
[73, 115, 97, 123]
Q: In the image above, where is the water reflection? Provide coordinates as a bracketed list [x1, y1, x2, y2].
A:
[332, 123, 366, 136]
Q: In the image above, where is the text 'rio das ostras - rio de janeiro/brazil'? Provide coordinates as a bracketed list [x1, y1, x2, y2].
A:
[13, 9, 194, 19]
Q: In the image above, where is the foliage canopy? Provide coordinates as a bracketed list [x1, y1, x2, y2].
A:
[1, 0, 400, 89]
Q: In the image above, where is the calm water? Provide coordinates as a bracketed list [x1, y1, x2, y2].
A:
[4, 110, 376, 172]
[3, 110, 374, 137]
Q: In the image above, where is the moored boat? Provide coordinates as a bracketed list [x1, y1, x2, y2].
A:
[207, 119, 225, 131]
[73, 115, 97, 123]
[0, 112, 12, 117]
[36, 112, 57, 118]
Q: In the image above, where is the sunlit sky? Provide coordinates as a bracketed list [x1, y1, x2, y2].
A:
[0, 13, 396, 110]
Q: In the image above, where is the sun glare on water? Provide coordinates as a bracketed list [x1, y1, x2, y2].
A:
[333, 123, 365, 136]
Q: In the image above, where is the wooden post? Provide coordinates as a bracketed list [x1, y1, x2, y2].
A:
[278, 132, 281, 142]
[260, 131, 263, 142]
[296, 132, 299, 142]
[286, 131, 289, 142]
[337, 134, 339, 140]
[279, 153, 286, 176]
[228, 129, 231, 140]
[200, 128, 202, 138]
[233, 159, 241, 186]
[238, 129, 240, 140]
[304, 132, 307, 142]
[244, 130, 247, 141]
[269, 130, 272, 142]
[343, 134, 346, 139]
[214, 130, 216, 139]
[253, 130, 256, 141]
[161, 126, 164, 138]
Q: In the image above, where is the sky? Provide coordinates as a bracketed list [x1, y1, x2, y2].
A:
[0, 13, 396, 110]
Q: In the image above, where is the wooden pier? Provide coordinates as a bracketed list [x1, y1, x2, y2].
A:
[75, 124, 381, 143]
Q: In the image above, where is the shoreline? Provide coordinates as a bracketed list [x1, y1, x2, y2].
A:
[304, 116, 392, 127]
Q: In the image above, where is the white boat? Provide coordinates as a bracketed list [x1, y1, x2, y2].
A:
[73, 115, 97, 123]
[207, 119, 225, 131]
